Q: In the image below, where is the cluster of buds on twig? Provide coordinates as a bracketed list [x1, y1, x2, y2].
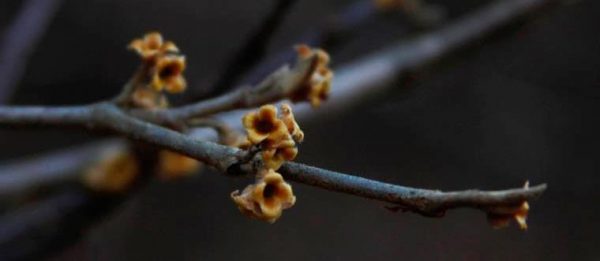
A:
[226, 45, 333, 223]
[82, 33, 200, 193]
[231, 103, 304, 223]
[243, 104, 303, 169]
[123, 32, 187, 108]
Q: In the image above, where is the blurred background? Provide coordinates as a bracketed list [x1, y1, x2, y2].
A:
[0, 0, 599, 260]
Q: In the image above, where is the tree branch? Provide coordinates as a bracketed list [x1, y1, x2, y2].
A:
[0, 0, 556, 257]
[0, 0, 553, 200]
[0, 103, 546, 217]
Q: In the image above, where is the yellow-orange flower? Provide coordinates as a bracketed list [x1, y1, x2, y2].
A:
[151, 55, 187, 93]
[129, 32, 179, 59]
[82, 150, 139, 193]
[157, 150, 201, 180]
[291, 44, 333, 107]
[231, 169, 296, 223]
[128, 32, 187, 96]
[242, 105, 290, 146]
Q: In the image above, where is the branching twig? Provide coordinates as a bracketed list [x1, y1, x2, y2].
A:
[0, 102, 546, 217]
[0, 0, 553, 202]
[0, 0, 64, 104]
[0, 0, 555, 257]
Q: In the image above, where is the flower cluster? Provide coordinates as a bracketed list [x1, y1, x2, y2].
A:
[232, 103, 304, 223]
[231, 169, 296, 223]
[242, 104, 303, 170]
[82, 33, 201, 191]
[128, 32, 187, 108]
[290, 44, 333, 108]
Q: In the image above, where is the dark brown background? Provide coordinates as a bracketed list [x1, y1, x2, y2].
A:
[1, 0, 599, 260]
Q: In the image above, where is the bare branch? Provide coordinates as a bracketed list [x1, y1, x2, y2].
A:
[0, 103, 546, 217]
[0, 0, 64, 103]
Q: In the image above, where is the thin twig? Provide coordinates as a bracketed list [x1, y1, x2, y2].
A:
[0, 0, 64, 104]
[281, 163, 545, 216]
[0, 102, 546, 217]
